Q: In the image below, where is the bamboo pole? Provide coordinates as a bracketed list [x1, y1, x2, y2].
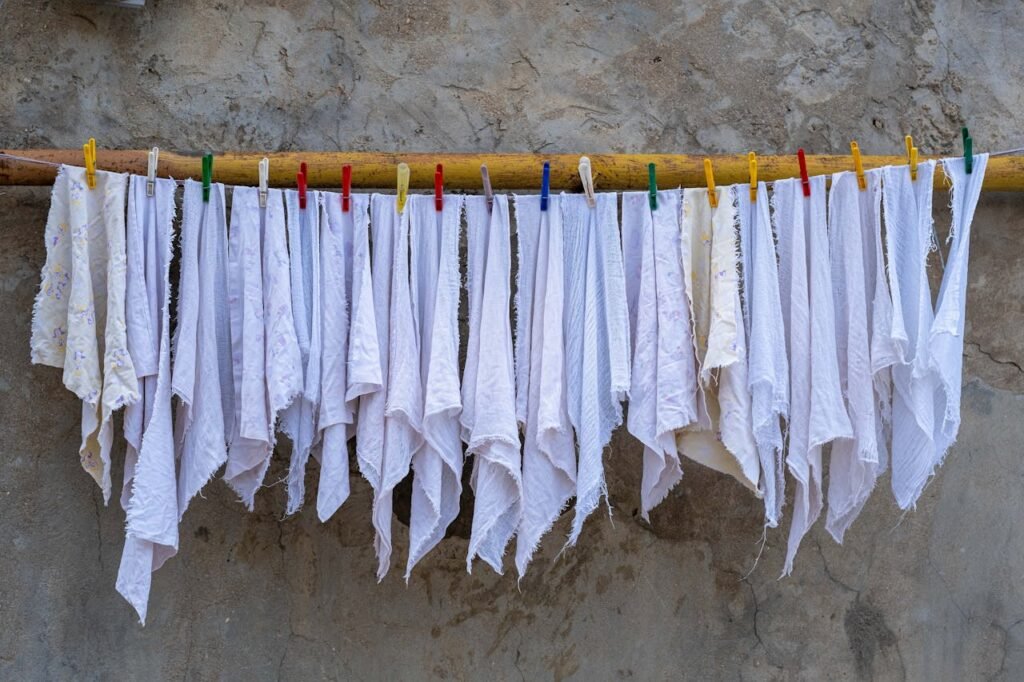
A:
[2, 149, 1023, 190]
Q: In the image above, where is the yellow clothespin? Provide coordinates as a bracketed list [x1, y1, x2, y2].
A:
[905, 134, 918, 182]
[748, 152, 757, 202]
[851, 141, 866, 191]
[578, 156, 596, 208]
[704, 157, 718, 208]
[396, 162, 410, 214]
[82, 137, 97, 189]
[146, 147, 159, 197]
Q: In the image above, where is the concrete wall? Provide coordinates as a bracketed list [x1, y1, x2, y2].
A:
[2, 1, 1024, 679]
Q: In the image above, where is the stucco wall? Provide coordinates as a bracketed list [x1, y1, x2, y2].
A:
[3, 1, 1024, 679]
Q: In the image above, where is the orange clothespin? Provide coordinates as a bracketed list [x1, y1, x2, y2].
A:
[748, 152, 757, 202]
[851, 141, 866, 191]
[703, 157, 718, 208]
[82, 138, 97, 189]
[905, 135, 918, 182]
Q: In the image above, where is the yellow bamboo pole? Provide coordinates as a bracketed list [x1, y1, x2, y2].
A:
[2, 149, 1022, 190]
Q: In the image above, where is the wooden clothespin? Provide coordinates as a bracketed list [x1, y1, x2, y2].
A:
[146, 147, 159, 197]
[797, 148, 811, 197]
[434, 163, 443, 212]
[297, 161, 308, 209]
[396, 163, 410, 214]
[748, 152, 757, 202]
[341, 164, 352, 213]
[258, 157, 269, 208]
[851, 141, 866, 191]
[703, 157, 718, 208]
[82, 137, 97, 189]
[540, 161, 551, 212]
[202, 153, 213, 203]
[480, 164, 494, 213]
[904, 135, 918, 182]
[578, 156, 596, 208]
[647, 162, 658, 211]
[962, 127, 973, 174]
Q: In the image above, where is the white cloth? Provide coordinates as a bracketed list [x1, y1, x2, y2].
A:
[172, 180, 233, 518]
[825, 171, 885, 543]
[462, 195, 521, 574]
[774, 176, 852, 575]
[737, 182, 789, 527]
[281, 190, 323, 515]
[513, 194, 575, 576]
[406, 194, 465, 577]
[561, 192, 631, 545]
[115, 175, 177, 625]
[883, 160, 939, 510]
[31, 165, 138, 503]
[677, 187, 759, 493]
[317, 192, 381, 522]
[622, 189, 699, 520]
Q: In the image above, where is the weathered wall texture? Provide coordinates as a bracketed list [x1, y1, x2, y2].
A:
[2, 1, 1024, 679]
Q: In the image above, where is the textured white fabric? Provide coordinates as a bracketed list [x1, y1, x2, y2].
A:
[736, 182, 789, 527]
[31, 165, 137, 503]
[561, 192, 631, 545]
[677, 187, 759, 493]
[463, 195, 521, 574]
[172, 180, 233, 517]
[774, 176, 852, 575]
[316, 192, 380, 522]
[281, 190, 323, 515]
[513, 194, 575, 576]
[883, 160, 939, 510]
[116, 175, 177, 625]
[622, 189, 698, 520]
[406, 194, 465, 577]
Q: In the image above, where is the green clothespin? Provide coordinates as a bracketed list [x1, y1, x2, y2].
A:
[202, 153, 213, 202]
[647, 162, 657, 211]
[962, 127, 973, 175]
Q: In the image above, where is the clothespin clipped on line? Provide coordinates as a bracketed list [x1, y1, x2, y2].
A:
[578, 156, 596, 208]
[297, 161, 308, 209]
[396, 163, 410, 214]
[647, 163, 658, 211]
[540, 161, 551, 212]
[480, 164, 494, 213]
[258, 157, 269, 208]
[341, 164, 352, 213]
[851, 141, 866, 191]
[905, 135, 918, 182]
[146, 147, 159, 197]
[82, 137, 97, 189]
[434, 163, 444, 212]
[748, 152, 757, 202]
[797, 148, 811, 197]
[704, 157, 718, 208]
[202, 153, 213, 202]
[963, 127, 973, 174]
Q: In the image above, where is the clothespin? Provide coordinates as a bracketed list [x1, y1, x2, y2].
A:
[851, 141, 866, 191]
[748, 152, 757, 202]
[202, 153, 213, 202]
[396, 163, 410, 214]
[341, 164, 352, 213]
[258, 157, 269, 208]
[82, 137, 97, 189]
[480, 164, 494, 213]
[434, 163, 444, 212]
[797, 148, 811, 197]
[703, 157, 718, 208]
[905, 135, 918, 182]
[647, 163, 658, 211]
[146, 146, 159, 197]
[578, 156, 596, 208]
[540, 161, 551, 212]
[297, 161, 308, 209]
[962, 127, 973, 174]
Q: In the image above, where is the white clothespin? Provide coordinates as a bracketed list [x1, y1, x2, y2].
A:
[258, 157, 269, 208]
[146, 146, 159, 196]
[578, 156, 596, 208]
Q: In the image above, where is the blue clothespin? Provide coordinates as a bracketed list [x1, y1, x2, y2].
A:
[647, 163, 657, 210]
[202, 153, 213, 202]
[540, 161, 551, 211]
[962, 127, 973, 174]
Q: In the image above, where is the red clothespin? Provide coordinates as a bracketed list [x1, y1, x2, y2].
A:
[434, 163, 444, 211]
[797, 148, 811, 197]
[297, 161, 308, 210]
[341, 164, 352, 213]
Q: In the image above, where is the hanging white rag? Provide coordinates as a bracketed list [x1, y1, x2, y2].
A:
[622, 189, 699, 520]
[461, 195, 521, 574]
[774, 176, 852, 575]
[31, 165, 138, 503]
[677, 186, 759, 493]
[561, 192, 631, 545]
[736, 181, 789, 528]
[281, 190, 323, 515]
[364, 194, 423, 580]
[317, 192, 381, 522]
[513, 194, 576, 576]
[172, 179, 233, 517]
[931, 154, 987, 461]
[115, 175, 177, 625]
[825, 171, 885, 543]
[406, 194, 465, 577]
[882, 160, 939, 510]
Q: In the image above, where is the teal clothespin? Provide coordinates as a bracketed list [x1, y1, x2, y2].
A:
[962, 127, 973, 175]
[647, 162, 657, 210]
[202, 153, 213, 202]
